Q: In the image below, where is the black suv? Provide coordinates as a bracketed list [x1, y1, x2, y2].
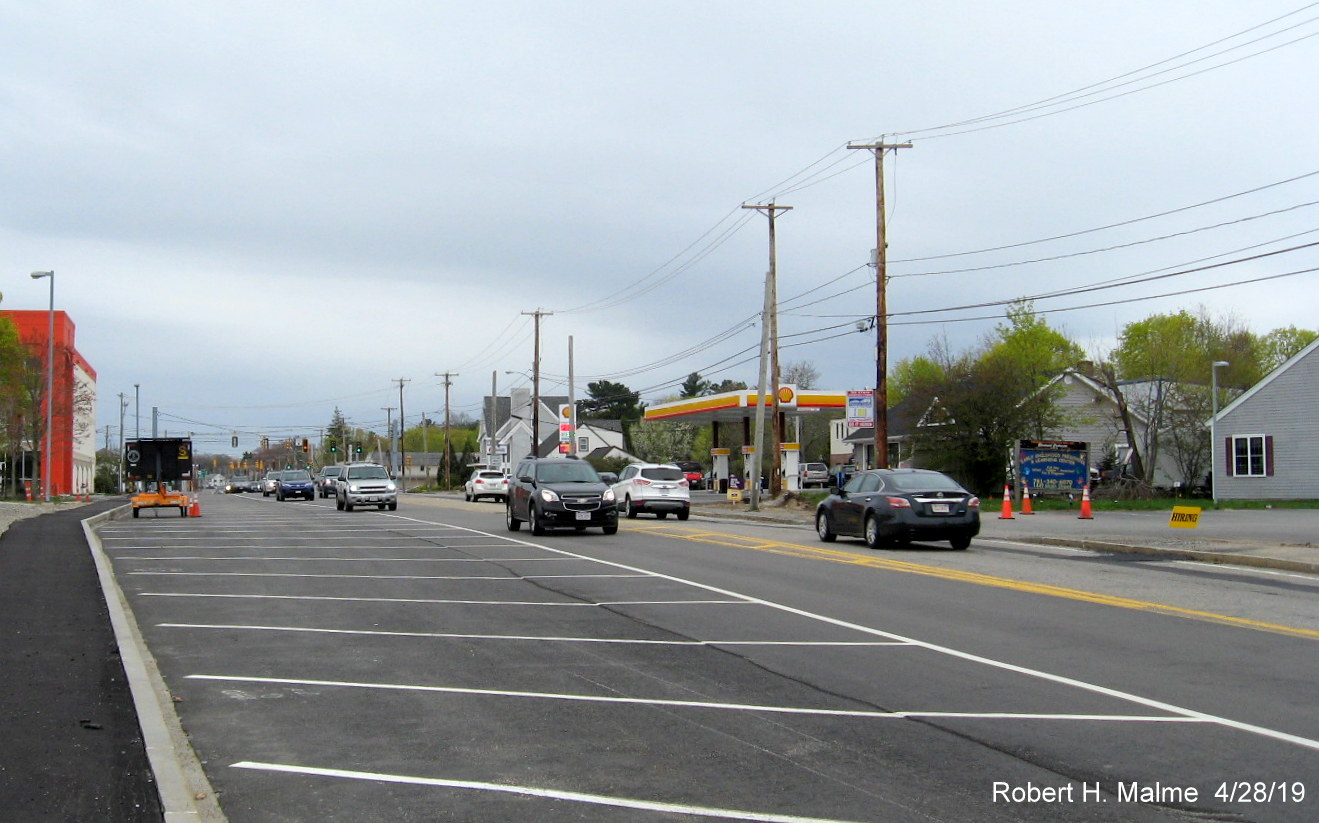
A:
[506, 457, 618, 536]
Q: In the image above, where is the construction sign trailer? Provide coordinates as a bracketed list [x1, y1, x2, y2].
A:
[125, 437, 194, 518]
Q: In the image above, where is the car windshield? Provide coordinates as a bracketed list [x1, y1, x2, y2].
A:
[535, 462, 599, 483]
[347, 466, 389, 480]
[284, 471, 312, 481]
[321, 467, 342, 477]
[886, 472, 963, 492]
[640, 468, 685, 481]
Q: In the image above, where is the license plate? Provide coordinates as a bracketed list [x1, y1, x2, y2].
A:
[931, 503, 949, 513]
[576, 512, 590, 521]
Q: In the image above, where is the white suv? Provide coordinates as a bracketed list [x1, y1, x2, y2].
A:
[334, 462, 398, 511]
[612, 462, 690, 520]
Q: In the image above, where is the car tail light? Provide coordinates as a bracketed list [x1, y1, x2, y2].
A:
[678, 479, 689, 487]
[967, 496, 980, 509]
[885, 496, 912, 509]
[635, 477, 652, 485]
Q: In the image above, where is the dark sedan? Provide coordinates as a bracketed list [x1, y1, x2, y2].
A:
[815, 468, 979, 550]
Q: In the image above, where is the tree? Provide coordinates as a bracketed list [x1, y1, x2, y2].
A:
[579, 380, 643, 422]
[628, 418, 700, 464]
[781, 360, 819, 390]
[707, 379, 748, 394]
[679, 372, 712, 398]
[1258, 326, 1317, 373]
[889, 355, 945, 406]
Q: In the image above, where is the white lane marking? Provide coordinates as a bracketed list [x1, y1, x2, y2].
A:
[230, 760, 871, 823]
[118, 556, 572, 563]
[161, 623, 907, 647]
[376, 512, 1319, 752]
[191, 674, 1199, 723]
[140, 592, 751, 607]
[107, 544, 531, 551]
[126, 571, 649, 580]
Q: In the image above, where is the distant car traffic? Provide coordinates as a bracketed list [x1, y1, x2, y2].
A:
[815, 468, 979, 551]
[505, 457, 617, 536]
[613, 462, 691, 520]
[261, 472, 279, 496]
[275, 469, 316, 501]
[673, 461, 705, 490]
[798, 462, 830, 488]
[464, 469, 508, 502]
[316, 465, 344, 498]
[335, 462, 398, 511]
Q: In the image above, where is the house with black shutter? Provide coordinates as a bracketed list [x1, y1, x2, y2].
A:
[1210, 337, 1319, 500]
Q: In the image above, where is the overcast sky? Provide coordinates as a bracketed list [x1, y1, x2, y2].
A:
[3, 1, 1317, 455]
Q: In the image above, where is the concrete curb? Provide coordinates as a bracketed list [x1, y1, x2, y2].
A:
[82, 505, 228, 823]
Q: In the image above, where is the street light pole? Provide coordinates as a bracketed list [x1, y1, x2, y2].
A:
[1211, 360, 1230, 506]
[30, 271, 54, 501]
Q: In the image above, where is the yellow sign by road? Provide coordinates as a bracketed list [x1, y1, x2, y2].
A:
[1169, 506, 1202, 529]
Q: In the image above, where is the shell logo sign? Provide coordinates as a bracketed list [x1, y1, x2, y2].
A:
[777, 386, 795, 405]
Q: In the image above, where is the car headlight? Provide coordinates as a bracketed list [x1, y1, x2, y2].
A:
[386, 482, 396, 492]
[539, 488, 560, 503]
[602, 488, 616, 502]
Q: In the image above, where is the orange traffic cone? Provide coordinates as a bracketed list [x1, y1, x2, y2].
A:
[1077, 485, 1093, 520]
[1020, 483, 1034, 515]
[188, 497, 202, 518]
[998, 483, 1015, 519]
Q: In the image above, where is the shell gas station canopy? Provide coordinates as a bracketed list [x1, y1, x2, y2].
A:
[643, 386, 847, 424]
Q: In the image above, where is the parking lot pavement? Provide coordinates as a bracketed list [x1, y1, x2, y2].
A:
[686, 494, 1319, 575]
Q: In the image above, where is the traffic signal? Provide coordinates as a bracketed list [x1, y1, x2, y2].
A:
[354, 444, 362, 454]
[231, 435, 239, 448]
[329, 444, 337, 453]
[301, 438, 310, 453]
[261, 437, 269, 450]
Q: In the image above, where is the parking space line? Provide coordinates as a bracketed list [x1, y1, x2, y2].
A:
[127, 571, 650, 580]
[140, 592, 752, 607]
[230, 760, 871, 823]
[190, 674, 1198, 723]
[161, 623, 909, 646]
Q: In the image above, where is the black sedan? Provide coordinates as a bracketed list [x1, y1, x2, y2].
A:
[815, 468, 979, 550]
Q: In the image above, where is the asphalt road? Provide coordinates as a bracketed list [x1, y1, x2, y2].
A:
[94, 493, 1319, 822]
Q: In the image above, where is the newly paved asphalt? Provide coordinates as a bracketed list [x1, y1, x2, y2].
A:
[0, 498, 163, 822]
[3, 494, 1314, 821]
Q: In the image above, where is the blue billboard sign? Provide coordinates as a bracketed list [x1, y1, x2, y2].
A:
[1018, 440, 1088, 494]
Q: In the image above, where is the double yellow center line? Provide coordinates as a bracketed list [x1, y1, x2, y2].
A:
[634, 524, 1319, 641]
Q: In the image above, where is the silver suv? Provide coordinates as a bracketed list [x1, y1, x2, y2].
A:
[334, 462, 398, 511]
[612, 462, 691, 520]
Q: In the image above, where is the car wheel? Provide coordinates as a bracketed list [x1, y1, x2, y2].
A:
[949, 535, 971, 551]
[864, 514, 886, 550]
[816, 510, 837, 543]
[179, 506, 187, 517]
[132, 508, 140, 518]
[344, 501, 354, 511]
[624, 497, 638, 519]
[336, 497, 344, 511]
[677, 507, 689, 521]
[530, 504, 547, 536]
[464, 491, 472, 502]
[388, 502, 397, 511]
[602, 523, 618, 535]
[505, 502, 522, 532]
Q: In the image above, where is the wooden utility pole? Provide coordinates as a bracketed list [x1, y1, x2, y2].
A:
[435, 371, 458, 489]
[742, 202, 792, 497]
[395, 377, 410, 490]
[521, 309, 553, 457]
[847, 140, 911, 469]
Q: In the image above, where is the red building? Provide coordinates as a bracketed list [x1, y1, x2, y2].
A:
[2, 310, 98, 497]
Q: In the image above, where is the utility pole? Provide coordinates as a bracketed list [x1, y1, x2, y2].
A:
[748, 269, 773, 511]
[395, 378, 410, 490]
[489, 371, 498, 469]
[521, 309, 553, 457]
[567, 336, 576, 456]
[380, 407, 394, 473]
[117, 392, 128, 493]
[435, 371, 458, 489]
[742, 202, 792, 497]
[847, 139, 911, 469]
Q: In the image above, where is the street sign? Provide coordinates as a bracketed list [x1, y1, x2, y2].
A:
[1169, 506, 1202, 529]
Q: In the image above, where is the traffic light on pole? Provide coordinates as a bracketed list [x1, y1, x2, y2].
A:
[231, 435, 238, 448]
[301, 438, 309, 453]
